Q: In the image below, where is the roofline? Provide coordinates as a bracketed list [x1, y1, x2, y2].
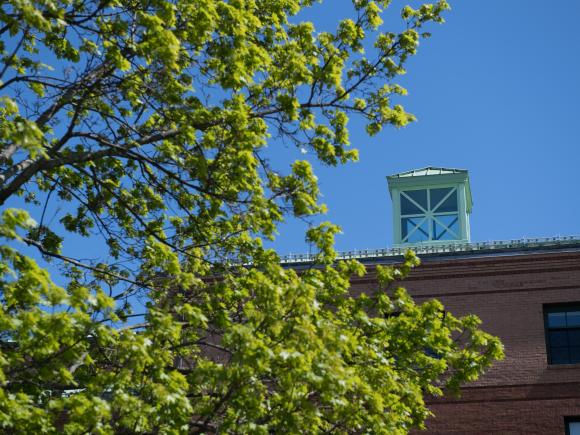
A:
[387, 166, 468, 179]
[280, 236, 580, 268]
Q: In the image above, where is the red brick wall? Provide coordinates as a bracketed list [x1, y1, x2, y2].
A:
[350, 250, 580, 434]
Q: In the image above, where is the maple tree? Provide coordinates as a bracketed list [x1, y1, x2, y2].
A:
[0, 0, 502, 433]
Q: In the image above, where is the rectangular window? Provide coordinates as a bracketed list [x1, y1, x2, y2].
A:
[399, 187, 460, 243]
[566, 417, 580, 435]
[544, 304, 580, 365]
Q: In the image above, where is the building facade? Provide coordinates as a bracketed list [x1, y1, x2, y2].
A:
[387, 167, 580, 433]
[282, 167, 580, 434]
[351, 241, 580, 434]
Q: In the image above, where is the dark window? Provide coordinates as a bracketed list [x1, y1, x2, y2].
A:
[545, 304, 580, 365]
[430, 188, 457, 213]
[401, 190, 427, 215]
[565, 417, 580, 435]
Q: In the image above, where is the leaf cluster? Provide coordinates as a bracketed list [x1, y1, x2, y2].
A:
[0, 0, 504, 433]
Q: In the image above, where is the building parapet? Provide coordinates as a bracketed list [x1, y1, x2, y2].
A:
[280, 236, 580, 265]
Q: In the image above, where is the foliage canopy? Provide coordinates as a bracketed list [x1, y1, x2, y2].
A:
[0, 0, 502, 433]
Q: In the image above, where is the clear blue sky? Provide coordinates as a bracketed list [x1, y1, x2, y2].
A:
[272, 0, 580, 255]
[5, 1, 580, 265]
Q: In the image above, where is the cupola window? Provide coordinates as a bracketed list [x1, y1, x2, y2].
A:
[400, 187, 459, 243]
[387, 167, 472, 246]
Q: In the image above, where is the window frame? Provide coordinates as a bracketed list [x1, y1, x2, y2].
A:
[565, 416, 580, 435]
[544, 303, 580, 365]
[399, 186, 460, 243]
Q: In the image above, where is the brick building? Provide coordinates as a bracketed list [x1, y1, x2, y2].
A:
[282, 167, 580, 434]
[350, 241, 580, 434]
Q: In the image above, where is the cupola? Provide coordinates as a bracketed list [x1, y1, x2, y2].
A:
[387, 167, 472, 246]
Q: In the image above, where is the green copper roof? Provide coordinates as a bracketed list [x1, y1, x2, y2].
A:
[387, 166, 467, 178]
